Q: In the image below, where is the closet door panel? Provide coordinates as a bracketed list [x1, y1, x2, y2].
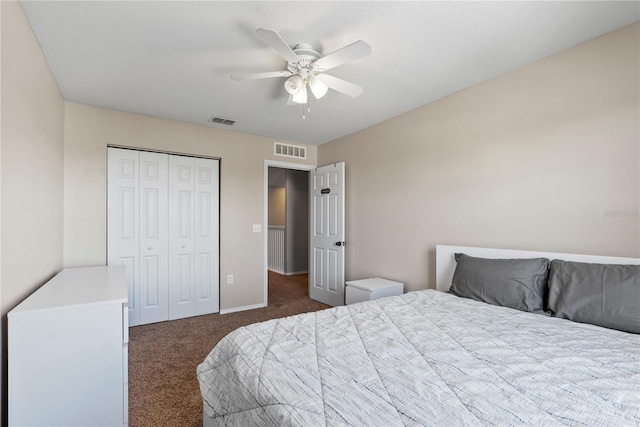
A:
[139, 151, 169, 324]
[194, 158, 220, 315]
[108, 148, 141, 326]
[109, 149, 219, 325]
[168, 155, 196, 320]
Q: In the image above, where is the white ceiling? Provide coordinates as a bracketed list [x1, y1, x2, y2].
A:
[20, 1, 639, 146]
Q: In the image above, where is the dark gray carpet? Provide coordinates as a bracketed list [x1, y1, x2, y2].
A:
[128, 271, 329, 426]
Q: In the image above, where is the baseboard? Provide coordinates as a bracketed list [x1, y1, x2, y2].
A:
[268, 269, 308, 276]
[219, 302, 266, 315]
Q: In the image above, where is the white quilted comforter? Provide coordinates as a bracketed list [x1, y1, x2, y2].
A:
[197, 290, 640, 426]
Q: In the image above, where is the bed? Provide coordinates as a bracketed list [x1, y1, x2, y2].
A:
[197, 245, 640, 426]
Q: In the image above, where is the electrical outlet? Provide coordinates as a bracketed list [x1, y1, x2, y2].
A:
[253, 224, 261, 233]
[227, 274, 234, 285]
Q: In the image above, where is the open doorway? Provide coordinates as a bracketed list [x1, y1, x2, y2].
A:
[263, 161, 314, 306]
[268, 167, 309, 275]
[267, 166, 309, 302]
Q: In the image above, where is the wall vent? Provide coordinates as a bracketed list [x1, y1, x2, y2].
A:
[274, 142, 306, 159]
[209, 116, 236, 126]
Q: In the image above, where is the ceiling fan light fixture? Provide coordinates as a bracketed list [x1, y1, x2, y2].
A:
[309, 75, 328, 99]
[291, 85, 308, 104]
[284, 75, 304, 95]
[234, 28, 371, 109]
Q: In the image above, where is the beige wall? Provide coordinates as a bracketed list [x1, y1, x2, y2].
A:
[1, 0, 64, 314]
[318, 23, 640, 292]
[1, 0, 65, 418]
[63, 102, 316, 310]
[268, 186, 286, 226]
[285, 169, 309, 274]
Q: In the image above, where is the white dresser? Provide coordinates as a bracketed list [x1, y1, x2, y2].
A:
[8, 266, 129, 426]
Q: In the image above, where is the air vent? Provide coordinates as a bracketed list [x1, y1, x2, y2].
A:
[274, 142, 306, 159]
[209, 116, 236, 126]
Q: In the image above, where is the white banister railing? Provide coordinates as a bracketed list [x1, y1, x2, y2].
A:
[268, 226, 285, 274]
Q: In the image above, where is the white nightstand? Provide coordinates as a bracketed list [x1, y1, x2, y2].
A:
[345, 278, 404, 305]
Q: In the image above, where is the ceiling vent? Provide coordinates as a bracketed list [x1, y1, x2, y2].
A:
[275, 142, 306, 159]
[209, 116, 236, 126]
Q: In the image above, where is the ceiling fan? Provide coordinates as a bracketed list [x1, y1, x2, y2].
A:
[232, 28, 371, 107]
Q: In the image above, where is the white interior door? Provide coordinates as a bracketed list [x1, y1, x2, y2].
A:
[168, 155, 196, 320]
[309, 162, 345, 306]
[108, 148, 170, 326]
[168, 155, 220, 319]
[138, 151, 169, 324]
[194, 157, 220, 315]
[108, 148, 141, 325]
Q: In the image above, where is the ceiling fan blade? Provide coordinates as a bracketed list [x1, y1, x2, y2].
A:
[316, 74, 363, 98]
[313, 40, 371, 72]
[231, 70, 292, 81]
[256, 28, 299, 64]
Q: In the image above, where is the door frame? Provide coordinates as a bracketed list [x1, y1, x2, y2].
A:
[263, 160, 315, 306]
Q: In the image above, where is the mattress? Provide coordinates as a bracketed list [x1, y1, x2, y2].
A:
[197, 290, 640, 426]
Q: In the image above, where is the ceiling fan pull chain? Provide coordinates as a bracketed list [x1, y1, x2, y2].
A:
[302, 103, 306, 120]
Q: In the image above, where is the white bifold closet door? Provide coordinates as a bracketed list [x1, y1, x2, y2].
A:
[108, 147, 219, 326]
[168, 155, 220, 320]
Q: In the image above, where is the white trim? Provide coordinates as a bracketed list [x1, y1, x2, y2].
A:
[435, 244, 640, 292]
[263, 160, 315, 307]
[219, 302, 266, 315]
[265, 159, 315, 171]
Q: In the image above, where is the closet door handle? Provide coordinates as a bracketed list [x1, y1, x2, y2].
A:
[181, 244, 186, 249]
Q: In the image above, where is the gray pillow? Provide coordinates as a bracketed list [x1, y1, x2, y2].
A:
[548, 260, 640, 334]
[450, 253, 550, 313]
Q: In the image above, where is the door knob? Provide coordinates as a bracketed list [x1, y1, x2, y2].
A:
[181, 244, 186, 249]
[335, 241, 346, 247]
[147, 246, 152, 250]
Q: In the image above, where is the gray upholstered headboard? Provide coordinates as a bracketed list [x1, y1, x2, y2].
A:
[435, 245, 640, 292]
